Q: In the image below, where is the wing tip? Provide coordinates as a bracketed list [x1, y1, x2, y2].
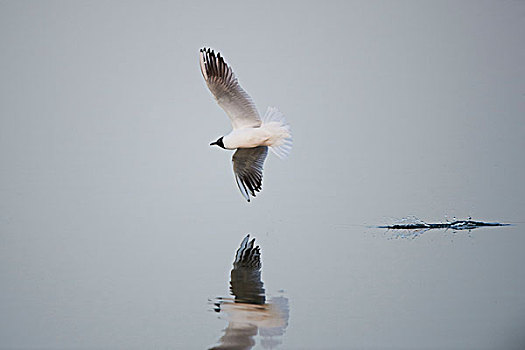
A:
[199, 46, 233, 83]
[199, 49, 208, 80]
[235, 174, 252, 202]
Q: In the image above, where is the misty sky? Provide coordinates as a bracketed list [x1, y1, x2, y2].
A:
[1, 1, 524, 349]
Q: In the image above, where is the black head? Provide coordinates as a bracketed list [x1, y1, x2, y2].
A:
[210, 137, 225, 149]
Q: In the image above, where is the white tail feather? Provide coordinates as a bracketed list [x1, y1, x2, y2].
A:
[262, 107, 293, 159]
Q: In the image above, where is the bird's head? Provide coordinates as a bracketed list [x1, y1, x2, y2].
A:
[210, 136, 225, 149]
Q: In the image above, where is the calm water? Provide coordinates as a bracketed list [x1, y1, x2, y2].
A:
[1, 1, 524, 349]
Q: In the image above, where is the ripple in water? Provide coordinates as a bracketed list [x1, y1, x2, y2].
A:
[377, 216, 510, 239]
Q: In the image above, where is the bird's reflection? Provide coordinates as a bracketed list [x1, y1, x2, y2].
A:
[209, 235, 289, 350]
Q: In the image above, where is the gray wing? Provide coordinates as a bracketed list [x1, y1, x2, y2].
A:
[232, 147, 268, 202]
[200, 48, 261, 129]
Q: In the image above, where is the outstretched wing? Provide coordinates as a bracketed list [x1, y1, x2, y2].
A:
[232, 147, 268, 202]
[199, 48, 261, 129]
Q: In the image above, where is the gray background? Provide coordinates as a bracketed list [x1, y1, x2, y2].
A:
[1, 1, 524, 349]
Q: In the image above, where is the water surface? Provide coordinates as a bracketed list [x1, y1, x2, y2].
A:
[1, 1, 524, 349]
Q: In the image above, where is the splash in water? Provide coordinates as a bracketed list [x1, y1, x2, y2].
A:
[378, 216, 510, 239]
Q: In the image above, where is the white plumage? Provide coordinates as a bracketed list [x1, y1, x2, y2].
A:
[200, 48, 292, 201]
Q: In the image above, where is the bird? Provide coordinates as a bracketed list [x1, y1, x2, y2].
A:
[199, 48, 292, 202]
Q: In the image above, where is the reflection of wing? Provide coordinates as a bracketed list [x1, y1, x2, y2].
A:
[232, 147, 268, 202]
[230, 235, 265, 305]
[199, 48, 261, 129]
[209, 235, 289, 350]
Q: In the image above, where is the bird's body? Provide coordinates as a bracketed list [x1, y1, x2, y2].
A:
[222, 121, 288, 150]
[223, 128, 271, 150]
[199, 48, 292, 201]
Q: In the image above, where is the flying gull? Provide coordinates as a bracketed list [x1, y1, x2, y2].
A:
[199, 48, 292, 202]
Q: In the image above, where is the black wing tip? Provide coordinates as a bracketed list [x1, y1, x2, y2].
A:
[199, 47, 227, 68]
[242, 180, 260, 198]
[244, 186, 259, 201]
[199, 47, 213, 56]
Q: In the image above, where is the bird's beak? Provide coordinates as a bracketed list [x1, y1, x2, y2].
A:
[210, 141, 218, 146]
